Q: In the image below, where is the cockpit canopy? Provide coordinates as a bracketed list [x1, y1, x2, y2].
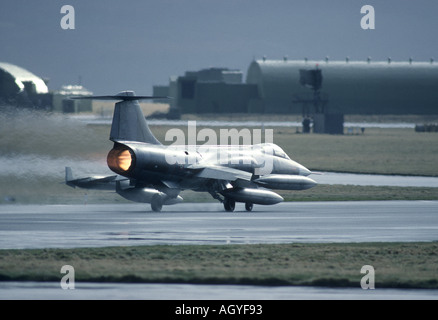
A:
[260, 143, 291, 160]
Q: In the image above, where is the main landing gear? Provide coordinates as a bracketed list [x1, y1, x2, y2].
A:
[223, 198, 235, 212]
[151, 194, 163, 212]
[223, 198, 253, 212]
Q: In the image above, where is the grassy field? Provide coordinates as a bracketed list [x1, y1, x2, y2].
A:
[1, 243, 437, 289]
[274, 128, 438, 176]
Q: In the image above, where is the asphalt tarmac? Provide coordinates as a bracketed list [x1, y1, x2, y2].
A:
[0, 201, 437, 249]
[1, 282, 437, 300]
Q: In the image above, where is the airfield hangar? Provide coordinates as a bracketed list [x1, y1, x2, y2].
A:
[155, 67, 260, 114]
[247, 58, 438, 115]
[156, 58, 438, 115]
[0, 62, 51, 109]
[0, 62, 92, 112]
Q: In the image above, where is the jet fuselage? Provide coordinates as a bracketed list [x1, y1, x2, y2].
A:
[107, 141, 315, 192]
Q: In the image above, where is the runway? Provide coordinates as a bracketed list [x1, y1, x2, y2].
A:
[0, 201, 437, 249]
[1, 282, 437, 300]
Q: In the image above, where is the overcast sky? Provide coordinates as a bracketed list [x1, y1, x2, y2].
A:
[1, 0, 437, 95]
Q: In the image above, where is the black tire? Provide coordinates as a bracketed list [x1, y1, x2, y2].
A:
[245, 202, 253, 212]
[223, 198, 235, 212]
[151, 194, 163, 212]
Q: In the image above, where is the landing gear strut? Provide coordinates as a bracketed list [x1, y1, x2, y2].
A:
[245, 202, 253, 212]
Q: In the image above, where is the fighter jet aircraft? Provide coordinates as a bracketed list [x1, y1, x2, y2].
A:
[66, 91, 316, 212]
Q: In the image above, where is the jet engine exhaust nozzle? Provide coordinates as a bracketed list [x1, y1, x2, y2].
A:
[107, 146, 135, 174]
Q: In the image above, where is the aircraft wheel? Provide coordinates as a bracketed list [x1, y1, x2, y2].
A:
[245, 202, 253, 212]
[223, 198, 235, 212]
[151, 194, 163, 212]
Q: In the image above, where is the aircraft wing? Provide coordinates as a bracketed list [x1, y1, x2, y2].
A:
[192, 165, 252, 182]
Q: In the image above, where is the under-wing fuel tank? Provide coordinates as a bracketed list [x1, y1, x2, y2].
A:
[115, 181, 183, 205]
[219, 187, 284, 205]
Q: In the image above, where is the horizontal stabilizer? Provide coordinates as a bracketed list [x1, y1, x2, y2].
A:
[91, 175, 120, 182]
[65, 167, 125, 190]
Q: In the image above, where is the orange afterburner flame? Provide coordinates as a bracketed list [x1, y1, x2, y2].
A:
[107, 147, 133, 173]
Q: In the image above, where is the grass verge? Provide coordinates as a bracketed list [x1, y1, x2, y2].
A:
[1, 243, 437, 289]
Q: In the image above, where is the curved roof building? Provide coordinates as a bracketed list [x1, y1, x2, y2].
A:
[0, 62, 48, 97]
[246, 59, 438, 114]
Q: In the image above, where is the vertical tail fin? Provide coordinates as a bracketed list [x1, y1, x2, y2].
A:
[109, 91, 161, 144]
[65, 167, 73, 181]
[65, 167, 76, 188]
